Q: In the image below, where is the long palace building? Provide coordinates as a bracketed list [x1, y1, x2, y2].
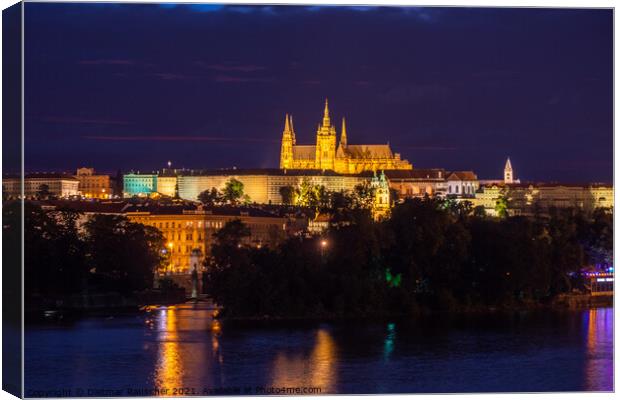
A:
[280, 99, 412, 173]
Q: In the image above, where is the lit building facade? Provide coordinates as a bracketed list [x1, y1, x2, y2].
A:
[123, 173, 178, 198]
[156, 175, 178, 197]
[446, 171, 479, 197]
[75, 168, 113, 199]
[126, 204, 289, 273]
[123, 173, 157, 197]
[472, 183, 614, 216]
[385, 169, 447, 199]
[280, 99, 412, 174]
[177, 169, 372, 204]
[3, 173, 80, 199]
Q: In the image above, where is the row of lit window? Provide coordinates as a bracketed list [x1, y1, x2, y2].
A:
[152, 220, 224, 229]
[448, 185, 476, 194]
[164, 233, 203, 241]
[169, 245, 205, 254]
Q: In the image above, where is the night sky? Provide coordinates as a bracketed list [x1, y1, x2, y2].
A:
[23, 4, 612, 182]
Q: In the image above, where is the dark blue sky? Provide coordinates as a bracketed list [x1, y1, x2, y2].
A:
[24, 4, 612, 182]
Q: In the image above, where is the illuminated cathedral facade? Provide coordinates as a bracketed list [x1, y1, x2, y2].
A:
[280, 99, 413, 174]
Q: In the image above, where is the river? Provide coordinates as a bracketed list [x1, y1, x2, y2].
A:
[25, 305, 613, 396]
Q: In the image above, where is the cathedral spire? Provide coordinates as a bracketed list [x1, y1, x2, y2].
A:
[289, 115, 296, 144]
[284, 113, 291, 133]
[322, 98, 331, 127]
[340, 117, 347, 147]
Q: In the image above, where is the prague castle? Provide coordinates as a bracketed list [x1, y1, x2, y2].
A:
[280, 99, 413, 174]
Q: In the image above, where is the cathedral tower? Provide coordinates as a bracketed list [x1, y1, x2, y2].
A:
[504, 157, 514, 184]
[280, 114, 294, 169]
[371, 170, 390, 220]
[315, 99, 337, 171]
[340, 117, 347, 148]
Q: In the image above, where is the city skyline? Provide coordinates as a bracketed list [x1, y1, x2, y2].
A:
[20, 4, 613, 182]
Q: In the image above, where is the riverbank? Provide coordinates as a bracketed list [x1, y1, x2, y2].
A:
[213, 294, 613, 323]
[25, 288, 187, 322]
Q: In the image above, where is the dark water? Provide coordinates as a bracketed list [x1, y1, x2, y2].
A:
[25, 305, 613, 396]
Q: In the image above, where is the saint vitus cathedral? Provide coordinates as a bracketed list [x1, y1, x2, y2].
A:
[279, 99, 413, 174]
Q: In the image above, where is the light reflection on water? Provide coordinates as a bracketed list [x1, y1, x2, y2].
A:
[153, 308, 182, 390]
[270, 328, 337, 391]
[584, 308, 614, 391]
[25, 305, 614, 395]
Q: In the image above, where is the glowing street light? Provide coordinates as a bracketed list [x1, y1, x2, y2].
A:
[320, 239, 328, 258]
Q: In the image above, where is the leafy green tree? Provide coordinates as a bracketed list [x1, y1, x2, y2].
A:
[279, 185, 295, 205]
[352, 183, 376, 209]
[295, 178, 320, 208]
[495, 195, 509, 218]
[198, 187, 222, 206]
[6, 203, 88, 306]
[84, 214, 165, 293]
[202, 196, 612, 318]
[546, 208, 585, 294]
[222, 178, 245, 204]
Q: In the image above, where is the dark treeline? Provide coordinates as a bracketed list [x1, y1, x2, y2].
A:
[205, 198, 613, 318]
[3, 202, 165, 309]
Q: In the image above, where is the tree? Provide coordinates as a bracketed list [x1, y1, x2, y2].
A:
[222, 178, 245, 204]
[352, 183, 376, 209]
[389, 188, 400, 204]
[212, 218, 251, 248]
[7, 203, 88, 305]
[36, 184, 51, 199]
[279, 185, 295, 205]
[473, 205, 487, 218]
[198, 187, 222, 206]
[84, 214, 165, 293]
[495, 195, 509, 218]
[114, 169, 124, 197]
[295, 178, 320, 208]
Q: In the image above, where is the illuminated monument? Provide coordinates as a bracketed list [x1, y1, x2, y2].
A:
[280, 99, 413, 174]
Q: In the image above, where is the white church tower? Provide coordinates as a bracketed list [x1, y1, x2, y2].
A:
[504, 157, 514, 184]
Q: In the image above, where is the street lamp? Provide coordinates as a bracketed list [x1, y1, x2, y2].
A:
[320, 239, 328, 258]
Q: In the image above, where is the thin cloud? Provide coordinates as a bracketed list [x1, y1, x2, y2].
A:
[397, 145, 458, 151]
[84, 135, 278, 143]
[149, 72, 197, 81]
[79, 59, 135, 65]
[43, 116, 130, 125]
[213, 75, 274, 83]
[200, 63, 266, 73]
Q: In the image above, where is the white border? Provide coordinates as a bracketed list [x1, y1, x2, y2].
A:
[0, 1, 616, 400]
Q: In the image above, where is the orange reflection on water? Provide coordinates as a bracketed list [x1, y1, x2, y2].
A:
[271, 328, 337, 392]
[584, 308, 613, 391]
[211, 319, 224, 365]
[154, 308, 183, 392]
